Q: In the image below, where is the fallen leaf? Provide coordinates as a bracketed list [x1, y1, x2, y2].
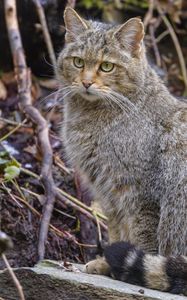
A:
[4, 165, 20, 181]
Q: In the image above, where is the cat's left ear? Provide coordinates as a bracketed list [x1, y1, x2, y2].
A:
[113, 18, 144, 57]
[64, 8, 88, 43]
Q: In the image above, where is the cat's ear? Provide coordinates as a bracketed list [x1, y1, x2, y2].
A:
[64, 8, 88, 42]
[113, 18, 144, 56]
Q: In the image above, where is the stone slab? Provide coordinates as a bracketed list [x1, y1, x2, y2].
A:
[0, 260, 186, 300]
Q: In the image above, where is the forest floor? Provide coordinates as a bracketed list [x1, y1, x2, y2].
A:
[0, 72, 106, 268]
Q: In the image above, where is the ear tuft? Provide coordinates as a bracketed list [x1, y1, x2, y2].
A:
[114, 18, 144, 56]
[64, 8, 88, 43]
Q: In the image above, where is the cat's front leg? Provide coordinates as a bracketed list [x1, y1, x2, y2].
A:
[108, 216, 121, 243]
[83, 256, 110, 275]
[83, 216, 120, 275]
[127, 205, 159, 254]
[158, 188, 187, 256]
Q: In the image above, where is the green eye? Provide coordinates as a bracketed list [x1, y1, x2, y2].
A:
[73, 57, 84, 68]
[100, 61, 114, 72]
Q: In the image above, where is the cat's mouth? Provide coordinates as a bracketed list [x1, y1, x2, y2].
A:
[78, 88, 100, 101]
[80, 91, 99, 101]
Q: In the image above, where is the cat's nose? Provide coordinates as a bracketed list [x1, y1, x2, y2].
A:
[82, 80, 93, 89]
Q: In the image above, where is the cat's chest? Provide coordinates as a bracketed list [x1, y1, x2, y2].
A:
[64, 116, 108, 165]
[63, 109, 155, 175]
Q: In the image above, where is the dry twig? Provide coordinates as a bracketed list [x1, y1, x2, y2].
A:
[18, 185, 107, 230]
[18, 165, 108, 230]
[57, 191, 107, 231]
[155, 30, 169, 43]
[54, 154, 73, 175]
[2, 254, 25, 300]
[19, 166, 107, 223]
[0, 231, 25, 300]
[66, 0, 76, 8]
[149, 24, 161, 67]
[0, 117, 30, 127]
[143, 0, 155, 31]
[4, 0, 56, 260]
[156, 1, 187, 92]
[0, 119, 27, 142]
[32, 0, 56, 72]
[5, 192, 98, 248]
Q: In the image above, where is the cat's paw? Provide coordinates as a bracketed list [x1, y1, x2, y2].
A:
[83, 257, 110, 275]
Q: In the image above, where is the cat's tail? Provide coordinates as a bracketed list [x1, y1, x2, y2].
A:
[104, 241, 187, 295]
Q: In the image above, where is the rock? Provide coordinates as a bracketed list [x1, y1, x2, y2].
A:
[0, 261, 186, 300]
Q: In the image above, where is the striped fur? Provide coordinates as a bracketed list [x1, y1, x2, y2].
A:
[57, 8, 187, 296]
[104, 242, 187, 295]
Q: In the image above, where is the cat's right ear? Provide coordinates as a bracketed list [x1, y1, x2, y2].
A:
[113, 18, 144, 57]
[64, 8, 88, 43]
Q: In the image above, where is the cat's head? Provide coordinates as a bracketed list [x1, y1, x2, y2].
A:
[57, 8, 146, 102]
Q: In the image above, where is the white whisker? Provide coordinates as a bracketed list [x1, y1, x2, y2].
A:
[101, 88, 153, 125]
[40, 86, 70, 104]
[102, 91, 132, 115]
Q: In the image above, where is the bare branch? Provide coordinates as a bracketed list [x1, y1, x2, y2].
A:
[32, 0, 57, 72]
[149, 24, 161, 67]
[143, 0, 155, 31]
[67, 0, 76, 8]
[2, 254, 25, 300]
[4, 0, 56, 260]
[156, 1, 187, 93]
[0, 231, 25, 300]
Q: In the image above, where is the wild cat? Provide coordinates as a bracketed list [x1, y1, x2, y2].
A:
[57, 7, 187, 295]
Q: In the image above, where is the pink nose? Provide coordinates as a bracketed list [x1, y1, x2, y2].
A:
[82, 80, 93, 89]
